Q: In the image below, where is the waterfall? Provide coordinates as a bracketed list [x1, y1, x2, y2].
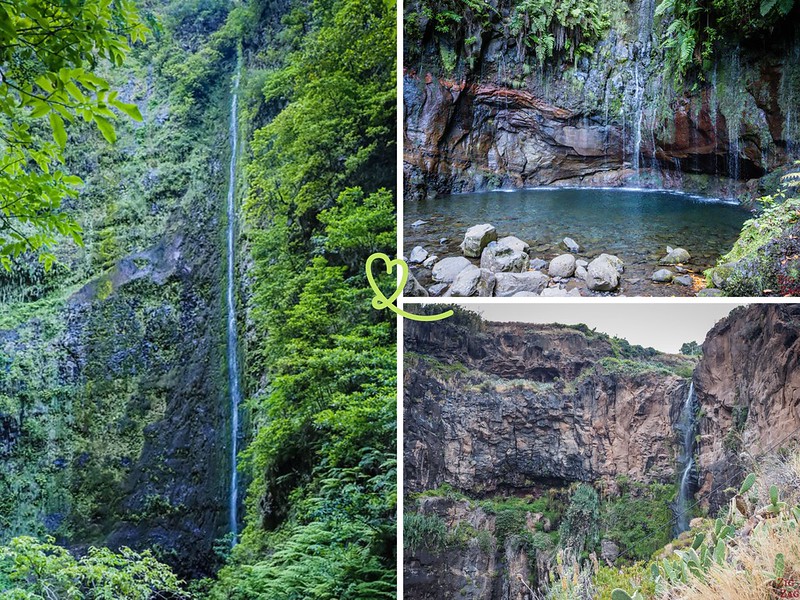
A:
[630, 0, 655, 180]
[675, 381, 697, 534]
[226, 57, 242, 545]
[727, 46, 742, 181]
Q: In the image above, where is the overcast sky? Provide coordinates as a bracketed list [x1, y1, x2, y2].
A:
[469, 303, 747, 353]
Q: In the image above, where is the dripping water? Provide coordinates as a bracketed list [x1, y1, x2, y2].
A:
[631, 0, 655, 179]
[226, 56, 242, 546]
[675, 381, 697, 535]
[727, 46, 742, 181]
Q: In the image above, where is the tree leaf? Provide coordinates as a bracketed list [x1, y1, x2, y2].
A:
[93, 115, 117, 143]
[49, 112, 67, 148]
[113, 101, 143, 122]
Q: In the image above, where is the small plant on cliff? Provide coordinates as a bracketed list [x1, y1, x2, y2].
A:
[508, 0, 608, 66]
[559, 484, 601, 557]
[404, 512, 448, 553]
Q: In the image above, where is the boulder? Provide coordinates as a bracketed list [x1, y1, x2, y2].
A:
[548, 254, 576, 278]
[562, 237, 582, 253]
[601, 540, 620, 564]
[529, 258, 548, 271]
[432, 257, 472, 283]
[541, 287, 581, 297]
[446, 265, 496, 297]
[651, 269, 674, 283]
[576, 259, 588, 268]
[575, 265, 588, 281]
[428, 283, 448, 296]
[698, 288, 724, 297]
[497, 235, 530, 254]
[494, 271, 549, 297]
[403, 272, 428, 297]
[586, 254, 623, 291]
[710, 262, 738, 290]
[673, 275, 693, 286]
[409, 246, 428, 264]
[660, 247, 691, 264]
[461, 224, 497, 257]
[422, 255, 438, 269]
[480, 241, 530, 272]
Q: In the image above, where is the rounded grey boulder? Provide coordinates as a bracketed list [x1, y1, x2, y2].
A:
[460, 224, 497, 257]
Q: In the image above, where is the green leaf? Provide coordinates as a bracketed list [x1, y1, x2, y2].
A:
[49, 112, 67, 148]
[93, 115, 117, 143]
[113, 101, 143, 122]
[771, 485, 779, 506]
[775, 553, 786, 578]
[739, 473, 756, 495]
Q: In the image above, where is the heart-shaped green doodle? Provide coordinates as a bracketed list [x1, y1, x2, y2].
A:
[365, 253, 452, 322]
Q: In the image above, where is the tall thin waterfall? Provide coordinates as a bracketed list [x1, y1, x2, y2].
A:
[675, 381, 697, 534]
[226, 58, 242, 545]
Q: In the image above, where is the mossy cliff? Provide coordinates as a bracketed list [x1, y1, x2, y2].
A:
[404, 0, 800, 200]
[0, 1, 237, 578]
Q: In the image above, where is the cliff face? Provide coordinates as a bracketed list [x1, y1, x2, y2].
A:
[694, 304, 800, 508]
[404, 320, 691, 494]
[0, 18, 234, 577]
[404, 306, 800, 599]
[404, 0, 800, 200]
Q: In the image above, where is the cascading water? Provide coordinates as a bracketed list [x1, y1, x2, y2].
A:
[675, 381, 697, 534]
[226, 57, 242, 545]
[630, 0, 655, 179]
[727, 46, 742, 181]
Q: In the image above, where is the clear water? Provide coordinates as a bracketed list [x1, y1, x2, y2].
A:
[404, 188, 750, 296]
[226, 61, 241, 545]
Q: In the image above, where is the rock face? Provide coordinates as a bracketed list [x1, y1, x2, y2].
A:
[404, 320, 689, 495]
[694, 305, 800, 509]
[403, 0, 800, 201]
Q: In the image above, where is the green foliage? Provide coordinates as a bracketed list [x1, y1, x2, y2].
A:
[708, 164, 800, 296]
[655, 0, 797, 84]
[679, 341, 702, 356]
[210, 0, 397, 595]
[404, 512, 448, 553]
[0, 536, 185, 598]
[0, 0, 149, 267]
[509, 0, 609, 66]
[593, 563, 654, 600]
[558, 484, 600, 556]
[603, 482, 676, 562]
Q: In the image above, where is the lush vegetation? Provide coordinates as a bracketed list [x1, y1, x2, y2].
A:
[655, 0, 798, 83]
[1, 0, 396, 596]
[0, 0, 149, 268]
[0, 536, 184, 599]
[206, 0, 398, 596]
[707, 164, 800, 295]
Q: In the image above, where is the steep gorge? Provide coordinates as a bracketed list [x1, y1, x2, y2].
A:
[404, 305, 800, 599]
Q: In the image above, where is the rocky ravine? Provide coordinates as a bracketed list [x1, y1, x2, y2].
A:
[404, 0, 800, 200]
[404, 306, 800, 599]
